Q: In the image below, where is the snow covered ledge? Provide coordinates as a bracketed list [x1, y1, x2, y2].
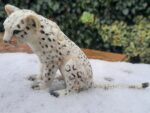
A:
[0, 53, 149, 113]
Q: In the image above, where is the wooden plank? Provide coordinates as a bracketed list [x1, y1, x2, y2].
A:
[82, 49, 126, 61]
[0, 32, 126, 61]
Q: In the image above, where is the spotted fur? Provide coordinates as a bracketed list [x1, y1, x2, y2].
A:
[3, 4, 93, 97]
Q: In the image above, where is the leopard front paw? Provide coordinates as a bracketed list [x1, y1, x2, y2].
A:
[31, 82, 41, 90]
[28, 74, 41, 81]
[50, 90, 60, 97]
[31, 81, 46, 90]
[28, 75, 36, 81]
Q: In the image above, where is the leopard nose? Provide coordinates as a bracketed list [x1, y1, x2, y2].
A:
[3, 40, 10, 43]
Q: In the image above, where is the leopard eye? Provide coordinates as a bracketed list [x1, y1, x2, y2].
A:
[13, 30, 22, 35]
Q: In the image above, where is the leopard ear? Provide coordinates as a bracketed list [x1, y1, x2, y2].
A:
[5, 4, 20, 15]
[24, 14, 40, 32]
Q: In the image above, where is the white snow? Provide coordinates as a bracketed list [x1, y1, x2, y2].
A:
[0, 53, 150, 113]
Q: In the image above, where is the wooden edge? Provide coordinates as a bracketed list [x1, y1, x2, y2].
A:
[0, 32, 126, 61]
[82, 49, 126, 61]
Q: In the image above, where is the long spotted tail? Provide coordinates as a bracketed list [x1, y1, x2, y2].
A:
[94, 82, 149, 89]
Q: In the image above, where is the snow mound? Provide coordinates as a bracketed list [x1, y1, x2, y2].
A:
[0, 53, 150, 113]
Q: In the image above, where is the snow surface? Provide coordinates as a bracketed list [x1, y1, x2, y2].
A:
[0, 53, 150, 113]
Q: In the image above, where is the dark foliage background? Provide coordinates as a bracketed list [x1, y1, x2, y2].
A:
[0, 0, 150, 63]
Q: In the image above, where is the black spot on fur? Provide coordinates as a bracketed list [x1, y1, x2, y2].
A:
[17, 24, 20, 28]
[48, 78, 51, 80]
[32, 23, 36, 27]
[72, 65, 77, 70]
[69, 74, 75, 80]
[65, 65, 71, 72]
[40, 30, 45, 34]
[45, 33, 49, 36]
[24, 31, 27, 35]
[71, 73, 76, 78]
[42, 38, 45, 40]
[26, 26, 30, 30]
[48, 38, 51, 42]
[63, 44, 67, 47]
[77, 71, 82, 78]
[59, 52, 62, 55]
[21, 20, 24, 24]
[45, 45, 48, 48]
[21, 35, 24, 38]
[41, 25, 44, 28]
[52, 65, 55, 68]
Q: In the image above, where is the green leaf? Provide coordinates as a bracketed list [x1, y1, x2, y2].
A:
[122, 9, 129, 15]
[80, 11, 94, 24]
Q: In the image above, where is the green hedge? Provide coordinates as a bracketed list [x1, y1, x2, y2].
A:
[99, 16, 150, 63]
[0, 0, 102, 49]
[0, 0, 150, 63]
